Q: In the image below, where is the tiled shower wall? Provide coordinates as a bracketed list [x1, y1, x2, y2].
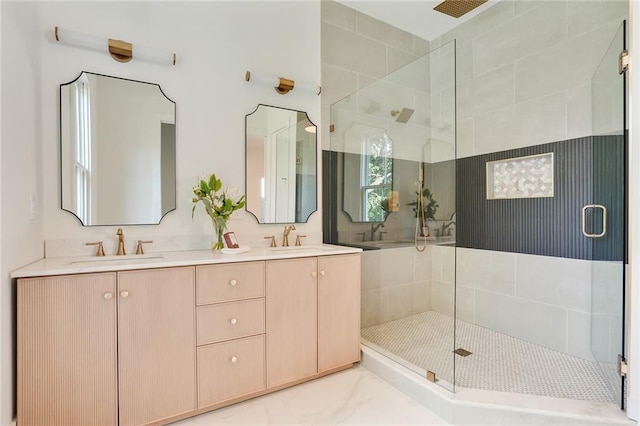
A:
[430, 0, 627, 158]
[431, 246, 621, 363]
[320, 0, 430, 151]
[328, 0, 626, 364]
[322, 0, 436, 317]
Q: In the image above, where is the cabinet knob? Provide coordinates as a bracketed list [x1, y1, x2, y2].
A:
[229, 279, 237, 286]
[230, 356, 238, 363]
[311, 271, 317, 278]
[120, 290, 129, 298]
[103, 292, 113, 300]
[320, 270, 326, 277]
[229, 318, 237, 325]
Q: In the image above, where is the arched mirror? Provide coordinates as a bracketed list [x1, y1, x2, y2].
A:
[60, 72, 176, 226]
[245, 104, 317, 223]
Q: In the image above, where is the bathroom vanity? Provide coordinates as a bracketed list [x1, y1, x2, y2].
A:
[12, 245, 361, 426]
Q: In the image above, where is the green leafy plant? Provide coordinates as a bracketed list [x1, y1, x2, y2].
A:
[192, 173, 246, 250]
[407, 188, 438, 220]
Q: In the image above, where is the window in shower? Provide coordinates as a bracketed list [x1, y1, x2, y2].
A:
[360, 133, 393, 222]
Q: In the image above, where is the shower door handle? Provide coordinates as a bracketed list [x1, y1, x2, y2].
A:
[581, 204, 607, 238]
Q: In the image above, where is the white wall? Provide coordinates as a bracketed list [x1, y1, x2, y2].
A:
[1, 1, 320, 423]
[33, 1, 320, 255]
[1, 3, 45, 425]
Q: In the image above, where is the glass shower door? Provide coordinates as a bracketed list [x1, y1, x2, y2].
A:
[327, 40, 457, 391]
[590, 21, 627, 408]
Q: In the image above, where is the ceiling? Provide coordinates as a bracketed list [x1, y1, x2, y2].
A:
[334, 0, 500, 41]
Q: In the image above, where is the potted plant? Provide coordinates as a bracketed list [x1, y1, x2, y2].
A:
[407, 188, 438, 236]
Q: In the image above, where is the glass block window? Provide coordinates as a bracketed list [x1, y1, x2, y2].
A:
[486, 153, 554, 199]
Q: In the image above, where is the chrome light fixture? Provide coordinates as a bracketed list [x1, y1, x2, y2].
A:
[54, 26, 176, 66]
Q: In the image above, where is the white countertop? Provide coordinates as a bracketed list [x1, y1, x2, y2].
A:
[11, 244, 362, 278]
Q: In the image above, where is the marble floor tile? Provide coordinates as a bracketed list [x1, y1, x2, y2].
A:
[170, 365, 450, 425]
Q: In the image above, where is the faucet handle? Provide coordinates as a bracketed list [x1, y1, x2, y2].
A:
[264, 236, 277, 247]
[135, 240, 153, 255]
[86, 241, 105, 257]
[295, 235, 307, 246]
[356, 232, 366, 242]
[378, 231, 387, 241]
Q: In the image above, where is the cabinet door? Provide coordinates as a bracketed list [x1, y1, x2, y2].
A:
[17, 273, 117, 426]
[266, 258, 317, 387]
[318, 254, 361, 372]
[117, 267, 196, 426]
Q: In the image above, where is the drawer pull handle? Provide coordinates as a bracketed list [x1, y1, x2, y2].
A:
[311, 271, 317, 278]
[230, 356, 238, 363]
[229, 318, 237, 325]
[320, 270, 326, 277]
[120, 290, 129, 298]
[103, 292, 113, 300]
[229, 279, 237, 286]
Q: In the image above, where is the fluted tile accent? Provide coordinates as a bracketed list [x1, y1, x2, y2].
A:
[457, 136, 624, 261]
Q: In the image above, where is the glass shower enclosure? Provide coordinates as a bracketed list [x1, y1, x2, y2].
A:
[326, 40, 457, 389]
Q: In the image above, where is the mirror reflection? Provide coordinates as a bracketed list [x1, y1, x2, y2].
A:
[245, 104, 317, 224]
[342, 124, 393, 222]
[60, 72, 176, 226]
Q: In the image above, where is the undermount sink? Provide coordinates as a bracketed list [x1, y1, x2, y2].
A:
[70, 253, 164, 264]
[269, 245, 336, 253]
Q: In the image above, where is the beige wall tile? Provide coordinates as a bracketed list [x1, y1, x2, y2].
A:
[322, 22, 387, 78]
[356, 12, 414, 53]
[568, 1, 627, 38]
[513, 91, 567, 148]
[514, 21, 619, 103]
[474, 1, 568, 76]
[515, 252, 591, 312]
[322, 64, 358, 107]
[321, 0, 356, 31]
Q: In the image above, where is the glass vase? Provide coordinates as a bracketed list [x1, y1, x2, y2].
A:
[211, 218, 227, 252]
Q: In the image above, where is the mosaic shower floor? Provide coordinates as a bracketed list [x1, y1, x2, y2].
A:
[361, 311, 618, 403]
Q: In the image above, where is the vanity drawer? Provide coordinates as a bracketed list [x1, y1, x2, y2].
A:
[196, 262, 265, 305]
[197, 298, 265, 345]
[197, 334, 266, 407]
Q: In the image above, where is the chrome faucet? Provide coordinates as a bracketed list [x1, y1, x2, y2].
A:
[116, 228, 126, 255]
[441, 221, 456, 236]
[282, 225, 296, 247]
[370, 223, 385, 241]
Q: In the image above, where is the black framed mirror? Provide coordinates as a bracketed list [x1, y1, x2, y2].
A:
[60, 71, 176, 226]
[245, 104, 317, 223]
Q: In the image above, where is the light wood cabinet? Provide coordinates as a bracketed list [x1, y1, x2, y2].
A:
[17, 267, 195, 426]
[266, 257, 318, 387]
[197, 334, 265, 407]
[18, 273, 118, 426]
[17, 252, 360, 425]
[117, 268, 196, 426]
[318, 254, 361, 372]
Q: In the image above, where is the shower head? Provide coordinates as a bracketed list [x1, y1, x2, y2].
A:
[391, 108, 415, 123]
[434, 0, 487, 18]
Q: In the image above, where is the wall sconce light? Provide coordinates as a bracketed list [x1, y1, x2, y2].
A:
[54, 26, 176, 66]
[245, 70, 321, 96]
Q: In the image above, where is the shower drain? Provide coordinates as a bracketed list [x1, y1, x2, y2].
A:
[454, 348, 473, 357]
